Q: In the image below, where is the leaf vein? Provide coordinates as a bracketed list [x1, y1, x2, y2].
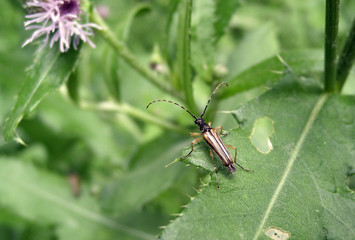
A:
[252, 94, 328, 240]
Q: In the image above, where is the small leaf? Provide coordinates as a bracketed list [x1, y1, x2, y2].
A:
[162, 74, 355, 239]
[226, 23, 280, 78]
[119, 3, 151, 41]
[31, 93, 129, 168]
[162, 0, 180, 60]
[66, 70, 79, 103]
[100, 134, 188, 215]
[214, 0, 240, 43]
[0, 158, 155, 240]
[3, 45, 81, 142]
[222, 49, 324, 99]
[102, 4, 151, 103]
[190, 0, 215, 82]
[103, 48, 121, 102]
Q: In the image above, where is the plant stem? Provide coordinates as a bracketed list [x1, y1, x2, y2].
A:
[324, 0, 340, 93]
[336, 17, 355, 91]
[177, 0, 196, 113]
[91, 10, 182, 100]
[82, 101, 189, 135]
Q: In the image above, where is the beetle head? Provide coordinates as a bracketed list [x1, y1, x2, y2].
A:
[194, 118, 211, 133]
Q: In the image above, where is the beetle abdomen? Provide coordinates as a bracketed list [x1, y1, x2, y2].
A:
[227, 163, 236, 174]
[204, 129, 236, 174]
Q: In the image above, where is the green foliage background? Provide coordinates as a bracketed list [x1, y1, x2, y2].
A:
[0, 0, 354, 239]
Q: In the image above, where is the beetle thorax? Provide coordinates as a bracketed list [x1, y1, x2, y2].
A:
[194, 118, 211, 133]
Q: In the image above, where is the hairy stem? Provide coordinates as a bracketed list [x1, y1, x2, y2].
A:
[177, 0, 196, 113]
[336, 18, 355, 91]
[324, 0, 340, 92]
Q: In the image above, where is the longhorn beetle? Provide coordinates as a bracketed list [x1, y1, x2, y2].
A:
[146, 82, 252, 189]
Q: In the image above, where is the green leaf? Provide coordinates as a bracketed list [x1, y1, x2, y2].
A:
[190, 0, 241, 82]
[3, 46, 81, 142]
[100, 134, 188, 215]
[162, 0, 180, 61]
[190, 0, 215, 83]
[102, 4, 151, 103]
[66, 70, 80, 104]
[222, 49, 324, 99]
[213, 0, 240, 43]
[0, 220, 57, 240]
[29, 93, 130, 168]
[119, 3, 151, 41]
[103, 47, 121, 102]
[226, 23, 279, 78]
[161, 74, 355, 239]
[0, 158, 155, 240]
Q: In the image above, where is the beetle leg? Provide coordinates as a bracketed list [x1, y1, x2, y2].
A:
[167, 136, 203, 167]
[225, 144, 253, 172]
[215, 126, 229, 136]
[182, 137, 203, 159]
[190, 132, 202, 137]
[165, 159, 179, 168]
[215, 126, 222, 134]
[209, 149, 220, 189]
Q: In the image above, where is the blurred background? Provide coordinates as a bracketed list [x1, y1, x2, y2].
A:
[0, 0, 354, 239]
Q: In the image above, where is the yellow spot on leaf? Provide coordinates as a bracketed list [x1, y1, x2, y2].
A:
[250, 117, 274, 153]
[265, 227, 290, 240]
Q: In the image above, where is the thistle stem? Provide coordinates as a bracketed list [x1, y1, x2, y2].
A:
[324, 0, 340, 92]
[177, 0, 196, 113]
[336, 18, 355, 91]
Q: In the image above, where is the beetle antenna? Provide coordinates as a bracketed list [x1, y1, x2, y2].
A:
[200, 82, 228, 118]
[146, 99, 198, 120]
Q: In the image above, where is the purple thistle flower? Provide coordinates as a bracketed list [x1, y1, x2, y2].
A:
[23, 0, 101, 52]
